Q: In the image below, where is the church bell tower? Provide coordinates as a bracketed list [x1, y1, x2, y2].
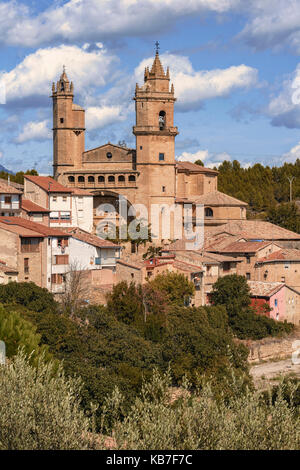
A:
[133, 50, 178, 213]
[52, 68, 85, 181]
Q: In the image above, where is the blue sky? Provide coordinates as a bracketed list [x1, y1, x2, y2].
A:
[1, 0, 300, 173]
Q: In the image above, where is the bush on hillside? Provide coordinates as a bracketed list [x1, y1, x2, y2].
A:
[0, 282, 57, 314]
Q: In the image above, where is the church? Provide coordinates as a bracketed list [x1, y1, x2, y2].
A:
[52, 51, 247, 234]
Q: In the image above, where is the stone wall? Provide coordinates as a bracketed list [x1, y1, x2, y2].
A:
[239, 329, 300, 363]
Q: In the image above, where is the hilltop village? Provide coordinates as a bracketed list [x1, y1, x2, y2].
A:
[0, 52, 300, 325]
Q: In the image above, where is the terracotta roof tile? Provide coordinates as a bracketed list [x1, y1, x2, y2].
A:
[63, 227, 119, 248]
[21, 199, 50, 213]
[206, 220, 300, 240]
[192, 191, 247, 207]
[0, 180, 22, 194]
[257, 248, 300, 263]
[0, 216, 70, 237]
[211, 241, 272, 253]
[176, 161, 218, 174]
[25, 175, 72, 193]
[248, 281, 285, 297]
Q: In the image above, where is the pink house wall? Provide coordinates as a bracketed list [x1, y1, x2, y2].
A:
[269, 287, 285, 321]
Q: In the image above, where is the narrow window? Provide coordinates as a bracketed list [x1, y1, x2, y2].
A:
[162, 186, 166, 192]
[159, 111, 166, 130]
[129, 175, 136, 182]
[159, 153, 165, 161]
[98, 176, 105, 183]
[60, 118, 64, 124]
[78, 176, 85, 183]
[108, 175, 115, 182]
[88, 176, 95, 183]
[246, 273, 251, 280]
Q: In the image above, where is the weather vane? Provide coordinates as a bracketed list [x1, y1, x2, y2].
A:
[155, 41, 160, 53]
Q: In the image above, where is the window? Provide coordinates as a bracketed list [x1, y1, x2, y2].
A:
[68, 176, 75, 183]
[4, 196, 11, 204]
[106, 152, 112, 159]
[98, 175, 105, 183]
[24, 258, 29, 274]
[62, 196, 67, 202]
[88, 176, 95, 183]
[246, 256, 251, 264]
[159, 153, 165, 161]
[275, 299, 278, 307]
[118, 175, 125, 182]
[108, 175, 115, 182]
[60, 118, 64, 123]
[246, 273, 251, 280]
[57, 238, 68, 248]
[78, 176, 85, 183]
[21, 238, 40, 253]
[55, 255, 69, 265]
[205, 207, 213, 217]
[52, 196, 57, 202]
[50, 211, 59, 220]
[281, 276, 285, 282]
[51, 273, 65, 284]
[140, 146, 143, 150]
[129, 175, 136, 182]
[60, 211, 71, 220]
[223, 262, 230, 272]
[60, 81, 64, 92]
[159, 110, 166, 130]
[162, 186, 166, 192]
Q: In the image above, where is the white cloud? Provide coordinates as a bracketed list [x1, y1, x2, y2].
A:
[0, 151, 3, 159]
[267, 64, 300, 128]
[176, 149, 232, 167]
[135, 53, 258, 111]
[2, 43, 117, 104]
[239, 0, 300, 53]
[85, 105, 126, 130]
[15, 120, 51, 143]
[282, 142, 300, 163]
[0, 0, 239, 47]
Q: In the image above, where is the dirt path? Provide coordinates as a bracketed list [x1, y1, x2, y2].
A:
[250, 358, 300, 390]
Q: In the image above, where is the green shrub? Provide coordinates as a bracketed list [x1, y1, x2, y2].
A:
[0, 282, 57, 314]
[0, 351, 96, 450]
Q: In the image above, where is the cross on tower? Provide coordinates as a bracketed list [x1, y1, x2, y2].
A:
[155, 41, 160, 53]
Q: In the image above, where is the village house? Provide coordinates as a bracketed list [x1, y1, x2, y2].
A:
[0, 216, 70, 292]
[0, 180, 22, 217]
[248, 281, 300, 326]
[255, 248, 300, 291]
[23, 175, 93, 232]
[21, 198, 50, 225]
[207, 240, 282, 280]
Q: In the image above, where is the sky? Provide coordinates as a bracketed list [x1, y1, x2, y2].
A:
[1, 0, 300, 173]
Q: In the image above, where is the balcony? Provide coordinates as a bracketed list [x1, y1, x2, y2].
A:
[0, 202, 20, 211]
[95, 257, 116, 266]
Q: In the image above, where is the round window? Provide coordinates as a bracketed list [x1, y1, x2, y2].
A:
[106, 152, 112, 159]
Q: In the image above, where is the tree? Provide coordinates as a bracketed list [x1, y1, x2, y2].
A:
[142, 245, 163, 259]
[60, 262, 90, 317]
[0, 281, 57, 314]
[266, 202, 300, 233]
[0, 305, 52, 365]
[0, 351, 96, 450]
[149, 272, 195, 307]
[210, 274, 251, 316]
[194, 159, 204, 166]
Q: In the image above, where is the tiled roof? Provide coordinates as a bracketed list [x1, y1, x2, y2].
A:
[0, 180, 22, 194]
[0, 178, 23, 191]
[248, 281, 285, 297]
[25, 175, 73, 193]
[192, 191, 248, 207]
[117, 259, 143, 269]
[172, 260, 203, 273]
[0, 216, 70, 237]
[257, 248, 300, 263]
[206, 220, 300, 240]
[63, 227, 119, 248]
[211, 241, 272, 254]
[21, 199, 50, 213]
[176, 161, 218, 174]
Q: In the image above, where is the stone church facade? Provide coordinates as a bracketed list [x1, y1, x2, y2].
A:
[52, 52, 247, 234]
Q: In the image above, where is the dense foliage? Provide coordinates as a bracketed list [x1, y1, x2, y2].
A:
[217, 159, 300, 231]
[0, 282, 57, 314]
[107, 369, 300, 450]
[0, 351, 96, 450]
[0, 305, 52, 365]
[211, 274, 294, 339]
[0, 169, 38, 185]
